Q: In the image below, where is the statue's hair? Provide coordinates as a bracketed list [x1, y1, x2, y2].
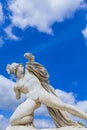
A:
[26, 62, 49, 83]
[6, 63, 24, 75]
[26, 61, 77, 128]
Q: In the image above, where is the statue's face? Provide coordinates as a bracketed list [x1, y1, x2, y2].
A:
[6, 63, 24, 78]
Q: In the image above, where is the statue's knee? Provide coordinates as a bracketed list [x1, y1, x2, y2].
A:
[10, 116, 17, 125]
[10, 115, 21, 125]
[10, 114, 34, 125]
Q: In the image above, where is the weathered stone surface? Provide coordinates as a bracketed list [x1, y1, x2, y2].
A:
[6, 126, 87, 130]
[6, 126, 36, 130]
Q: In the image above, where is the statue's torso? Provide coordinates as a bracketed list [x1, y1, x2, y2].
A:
[15, 70, 42, 101]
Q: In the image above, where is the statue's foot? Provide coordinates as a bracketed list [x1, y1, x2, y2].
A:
[26, 122, 35, 128]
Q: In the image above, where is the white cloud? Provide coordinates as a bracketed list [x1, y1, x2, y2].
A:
[0, 75, 25, 110]
[55, 89, 76, 105]
[0, 38, 4, 47]
[35, 105, 49, 117]
[8, 0, 84, 34]
[82, 26, 87, 41]
[76, 101, 87, 113]
[34, 119, 55, 129]
[0, 115, 9, 130]
[0, 3, 4, 23]
[4, 25, 19, 40]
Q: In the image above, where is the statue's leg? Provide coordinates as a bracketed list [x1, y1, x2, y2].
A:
[10, 98, 36, 126]
[39, 88, 87, 120]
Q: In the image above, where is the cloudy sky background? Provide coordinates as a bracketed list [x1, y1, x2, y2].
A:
[0, 0, 87, 129]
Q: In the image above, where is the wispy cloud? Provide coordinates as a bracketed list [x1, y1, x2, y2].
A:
[0, 4, 4, 47]
[4, 25, 19, 40]
[0, 3, 4, 24]
[0, 0, 86, 41]
[0, 38, 4, 47]
[8, 0, 84, 34]
[82, 26, 87, 44]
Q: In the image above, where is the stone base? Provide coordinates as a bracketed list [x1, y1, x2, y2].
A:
[6, 126, 36, 130]
[6, 126, 87, 130]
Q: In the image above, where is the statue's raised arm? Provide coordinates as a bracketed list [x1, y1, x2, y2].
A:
[6, 53, 87, 130]
[6, 63, 25, 99]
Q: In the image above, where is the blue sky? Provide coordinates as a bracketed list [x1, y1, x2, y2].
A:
[0, 0, 87, 129]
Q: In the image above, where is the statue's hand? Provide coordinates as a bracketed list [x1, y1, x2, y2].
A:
[15, 89, 21, 100]
[14, 86, 21, 100]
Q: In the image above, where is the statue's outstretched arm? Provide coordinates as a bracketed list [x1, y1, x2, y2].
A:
[39, 88, 87, 120]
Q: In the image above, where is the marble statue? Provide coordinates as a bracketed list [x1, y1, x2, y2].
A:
[6, 53, 87, 129]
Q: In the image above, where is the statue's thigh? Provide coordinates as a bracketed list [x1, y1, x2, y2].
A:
[11, 98, 36, 120]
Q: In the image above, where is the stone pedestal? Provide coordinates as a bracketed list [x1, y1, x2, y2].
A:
[6, 126, 87, 130]
[6, 126, 36, 130]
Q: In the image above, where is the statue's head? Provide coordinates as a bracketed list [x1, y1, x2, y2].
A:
[6, 63, 24, 77]
[6, 53, 34, 77]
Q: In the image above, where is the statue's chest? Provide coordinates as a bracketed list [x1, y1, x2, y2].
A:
[16, 78, 29, 93]
[16, 76, 38, 88]
[16, 75, 32, 85]
[16, 79, 24, 87]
